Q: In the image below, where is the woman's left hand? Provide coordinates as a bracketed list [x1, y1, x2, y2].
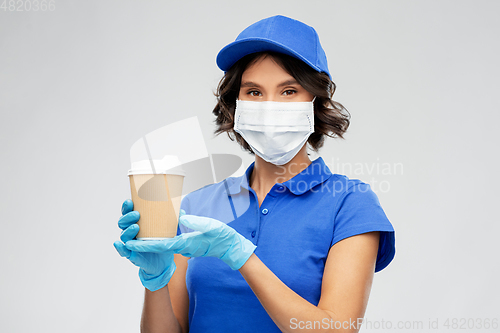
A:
[125, 210, 257, 270]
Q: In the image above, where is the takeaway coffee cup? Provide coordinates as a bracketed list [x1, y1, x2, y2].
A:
[128, 155, 185, 240]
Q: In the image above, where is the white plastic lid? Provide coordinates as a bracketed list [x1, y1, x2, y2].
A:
[128, 155, 185, 176]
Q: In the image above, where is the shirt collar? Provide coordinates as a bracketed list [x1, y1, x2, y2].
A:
[226, 160, 254, 195]
[226, 157, 332, 195]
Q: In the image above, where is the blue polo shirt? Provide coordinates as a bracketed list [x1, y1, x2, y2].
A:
[177, 156, 395, 332]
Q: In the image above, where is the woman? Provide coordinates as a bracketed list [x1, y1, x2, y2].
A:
[114, 15, 395, 333]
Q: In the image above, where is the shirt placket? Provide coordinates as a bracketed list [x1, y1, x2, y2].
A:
[248, 183, 286, 245]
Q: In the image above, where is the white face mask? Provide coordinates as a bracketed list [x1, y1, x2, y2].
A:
[233, 98, 315, 165]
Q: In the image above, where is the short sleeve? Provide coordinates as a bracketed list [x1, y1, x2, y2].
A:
[332, 182, 396, 272]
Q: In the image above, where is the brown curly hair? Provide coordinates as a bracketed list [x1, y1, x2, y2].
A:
[212, 51, 350, 155]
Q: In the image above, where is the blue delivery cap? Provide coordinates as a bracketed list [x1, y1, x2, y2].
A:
[216, 15, 331, 79]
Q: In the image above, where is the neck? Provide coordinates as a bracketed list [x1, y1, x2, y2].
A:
[249, 145, 312, 194]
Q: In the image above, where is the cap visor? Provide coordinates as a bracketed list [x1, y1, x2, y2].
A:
[216, 38, 321, 74]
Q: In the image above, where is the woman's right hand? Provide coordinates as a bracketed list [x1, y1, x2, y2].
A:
[113, 199, 176, 292]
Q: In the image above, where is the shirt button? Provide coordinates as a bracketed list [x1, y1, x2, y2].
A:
[278, 186, 284, 191]
[262, 208, 268, 215]
[251, 231, 256, 238]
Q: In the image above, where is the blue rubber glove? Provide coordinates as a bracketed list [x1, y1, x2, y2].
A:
[125, 211, 257, 270]
[113, 199, 177, 292]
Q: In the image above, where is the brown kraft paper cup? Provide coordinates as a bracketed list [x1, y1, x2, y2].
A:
[129, 173, 184, 240]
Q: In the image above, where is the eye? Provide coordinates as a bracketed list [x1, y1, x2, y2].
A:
[247, 90, 262, 97]
[282, 89, 297, 96]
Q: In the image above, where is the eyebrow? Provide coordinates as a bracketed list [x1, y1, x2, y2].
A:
[240, 79, 299, 88]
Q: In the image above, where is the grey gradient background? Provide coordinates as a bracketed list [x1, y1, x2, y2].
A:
[1, 1, 499, 332]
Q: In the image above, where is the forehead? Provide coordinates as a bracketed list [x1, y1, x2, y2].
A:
[241, 55, 294, 82]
